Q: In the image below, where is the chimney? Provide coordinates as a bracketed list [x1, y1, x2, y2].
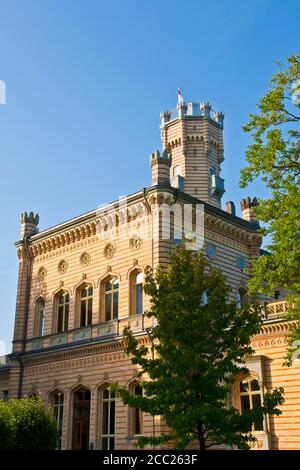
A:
[150, 150, 171, 186]
[240, 197, 259, 223]
[20, 211, 39, 239]
[225, 201, 236, 216]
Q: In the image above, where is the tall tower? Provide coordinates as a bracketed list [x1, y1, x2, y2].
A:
[160, 100, 225, 208]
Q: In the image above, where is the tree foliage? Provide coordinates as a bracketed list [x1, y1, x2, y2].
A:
[240, 52, 300, 363]
[113, 248, 284, 450]
[0, 397, 57, 450]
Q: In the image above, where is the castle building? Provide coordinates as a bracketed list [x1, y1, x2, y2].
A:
[0, 99, 299, 450]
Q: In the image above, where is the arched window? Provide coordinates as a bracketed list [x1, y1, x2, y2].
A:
[237, 288, 247, 308]
[134, 272, 143, 315]
[104, 279, 119, 322]
[50, 391, 64, 449]
[239, 377, 263, 431]
[34, 298, 45, 337]
[72, 388, 91, 450]
[56, 292, 69, 333]
[131, 384, 143, 435]
[79, 286, 93, 327]
[100, 387, 115, 450]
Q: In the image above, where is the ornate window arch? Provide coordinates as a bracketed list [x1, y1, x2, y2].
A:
[239, 376, 264, 431]
[34, 297, 45, 337]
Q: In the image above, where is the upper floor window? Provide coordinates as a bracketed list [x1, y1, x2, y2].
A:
[100, 387, 115, 450]
[34, 298, 45, 337]
[80, 286, 93, 327]
[56, 292, 69, 333]
[50, 391, 64, 449]
[239, 377, 263, 431]
[209, 166, 216, 176]
[105, 279, 119, 322]
[134, 272, 143, 315]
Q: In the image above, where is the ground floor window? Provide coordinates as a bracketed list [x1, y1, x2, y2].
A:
[239, 377, 264, 431]
[100, 387, 115, 450]
[51, 391, 64, 449]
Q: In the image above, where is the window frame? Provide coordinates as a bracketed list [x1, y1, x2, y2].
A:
[50, 390, 64, 449]
[55, 291, 70, 333]
[103, 278, 119, 322]
[34, 297, 45, 337]
[78, 285, 93, 328]
[239, 377, 264, 432]
[99, 387, 116, 450]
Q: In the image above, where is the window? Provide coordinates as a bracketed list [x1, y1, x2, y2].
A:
[2, 390, 8, 401]
[56, 292, 69, 333]
[237, 288, 247, 308]
[239, 378, 263, 431]
[80, 286, 93, 327]
[105, 279, 119, 322]
[100, 388, 115, 450]
[209, 166, 216, 176]
[51, 391, 64, 449]
[72, 388, 91, 450]
[132, 385, 143, 435]
[134, 272, 143, 315]
[34, 298, 45, 337]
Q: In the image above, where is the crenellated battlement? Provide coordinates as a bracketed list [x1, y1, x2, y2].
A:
[20, 211, 39, 239]
[160, 101, 225, 127]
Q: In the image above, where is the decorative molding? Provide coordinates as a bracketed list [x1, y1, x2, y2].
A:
[58, 259, 68, 274]
[38, 267, 47, 280]
[104, 243, 116, 259]
[80, 252, 91, 267]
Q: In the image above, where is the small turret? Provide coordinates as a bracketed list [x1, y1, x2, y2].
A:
[240, 197, 258, 223]
[225, 201, 236, 216]
[150, 150, 172, 186]
[20, 211, 39, 239]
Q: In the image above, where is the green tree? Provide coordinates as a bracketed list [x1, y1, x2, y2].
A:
[240, 52, 300, 363]
[113, 248, 284, 450]
[0, 397, 57, 450]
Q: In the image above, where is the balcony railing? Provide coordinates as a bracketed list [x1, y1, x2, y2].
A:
[263, 300, 290, 321]
[28, 314, 148, 352]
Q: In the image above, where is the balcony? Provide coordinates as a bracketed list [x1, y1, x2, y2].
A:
[264, 300, 290, 321]
[210, 174, 225, 198]
[28, 314, 148, 352]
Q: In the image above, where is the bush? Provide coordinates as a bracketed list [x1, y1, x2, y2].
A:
[0, 398, 57, 450]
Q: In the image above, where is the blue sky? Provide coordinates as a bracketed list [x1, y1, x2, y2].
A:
[0, 0, 299, 351]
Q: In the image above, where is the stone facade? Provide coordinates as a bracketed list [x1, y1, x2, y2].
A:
[1, 99, 299, 450]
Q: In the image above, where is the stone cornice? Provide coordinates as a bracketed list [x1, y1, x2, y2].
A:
[18, 334, 151, 367]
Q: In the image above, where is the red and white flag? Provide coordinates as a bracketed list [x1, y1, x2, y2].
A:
[178, 87, 184, 105]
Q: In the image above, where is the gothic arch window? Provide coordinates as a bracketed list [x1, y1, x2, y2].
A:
[100, 387, 115, 450]
[239, 377, 263, 431]
[34, 298, 45, 337]
[72, 387, 91, 450]
[55, 291, 69, 333]
[78, 285, 93, 327]
[130, 384, 143, 436]
[103, 278, 119, 322]
[130, 271, 143, 315]
[50, 390, 64, 449]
